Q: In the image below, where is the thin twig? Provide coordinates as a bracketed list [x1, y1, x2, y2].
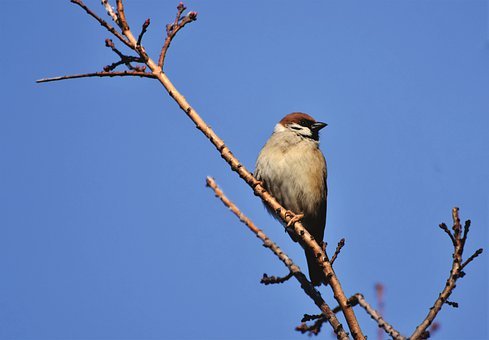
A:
[445, 300, 459, 308]
[296, 317, 326, 336]
[260, 272, 293, 285]
[206, 177, 349, 340]
[331, 238, 345, 265]
[461, 248, 483, 270]
[158, 3, 197, 68]
[353, 294, 406, 340]
[301, 313, 323, 322]
[36, 71, 155, 83]
[100, 0, 118, 22]
[137, 19, 151, 46]
[70, 0, 132, 48]
[438, 223, 456, 246]
[104, 38, 144, 71]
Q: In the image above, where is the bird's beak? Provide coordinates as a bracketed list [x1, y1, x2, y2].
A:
[311, 122, 327, 132]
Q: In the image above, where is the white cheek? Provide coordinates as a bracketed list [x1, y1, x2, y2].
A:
[300, 128, 312, 137]
[274, 124, 287, 133]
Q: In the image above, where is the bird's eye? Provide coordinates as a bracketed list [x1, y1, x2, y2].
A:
[290, 126, 302, 131]
[300, 119, 313, 127]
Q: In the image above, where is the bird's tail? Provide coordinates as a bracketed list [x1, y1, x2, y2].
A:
[305, 250, 326, 286]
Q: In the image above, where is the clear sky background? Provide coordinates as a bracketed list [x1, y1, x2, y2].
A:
[1, 1, 488, 339]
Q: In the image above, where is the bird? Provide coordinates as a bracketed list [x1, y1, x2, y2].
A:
[254, 112, 328, 286]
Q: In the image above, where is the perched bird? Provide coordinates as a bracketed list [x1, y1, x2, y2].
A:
[254, 112, 328, 285]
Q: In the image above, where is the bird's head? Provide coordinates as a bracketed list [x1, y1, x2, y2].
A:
[275, 112, 327, 141]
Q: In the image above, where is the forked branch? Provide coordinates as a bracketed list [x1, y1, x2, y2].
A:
[410, 208, 483, 339]
[158, 2, 197, 68]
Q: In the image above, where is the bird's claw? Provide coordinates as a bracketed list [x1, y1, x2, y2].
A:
[253, 179, 264, 188]
[285, 211, 304, 227]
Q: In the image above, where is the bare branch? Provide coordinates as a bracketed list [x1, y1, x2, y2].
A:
[137, 19, 151, 46]
[445, 300, 459, 308]
[158, 3, 197, 68]
[461, 248, 483, 270]
[104, 38, 144, 71]
[205, 177, 348, 339]
[296, 317, 327, 336]
[410, 208, 484, 339]
[70, 0, 132, 48]
[438, 222, 456, 246]
[115, 0, 129, 31]
[330, 238, 345, 265]
[301, 313, 323, 322]
[452, 206, 462, 240]
[351, 294, 406, 340]
[260, 272, 293, 285]
[36, 71, 155, 83]
[101, 0, 118, 22]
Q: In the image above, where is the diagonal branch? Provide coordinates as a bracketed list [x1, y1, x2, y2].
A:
[352, 294, 405, 340]
[461, 248, 483, 270]
[70, 0, 132, 48]
[206, 177, 349, 339]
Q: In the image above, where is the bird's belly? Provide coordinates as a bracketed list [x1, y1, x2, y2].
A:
[260, 149, 325, 218]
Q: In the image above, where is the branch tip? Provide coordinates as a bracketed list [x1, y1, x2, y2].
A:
[158, 3, 198, 68]
[260, 272, 293, 285]
[445, 300, 459, 308]
[461, 248, 483, 269]
[331, 238, 345, 265]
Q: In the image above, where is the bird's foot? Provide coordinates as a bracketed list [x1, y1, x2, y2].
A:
[285, 211, 304, 227]
[252, 179, 264, 188]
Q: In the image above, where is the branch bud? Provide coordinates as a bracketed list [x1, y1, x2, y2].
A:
[105, 38, 114, 48]
[177, 2, 186, 11]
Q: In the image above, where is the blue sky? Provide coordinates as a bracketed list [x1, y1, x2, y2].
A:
[1, 1, 488, 339]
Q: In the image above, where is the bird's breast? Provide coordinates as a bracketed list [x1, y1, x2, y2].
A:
[255, 136, 327, 219]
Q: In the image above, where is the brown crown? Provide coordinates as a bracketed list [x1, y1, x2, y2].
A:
[279, 112, 316, 126]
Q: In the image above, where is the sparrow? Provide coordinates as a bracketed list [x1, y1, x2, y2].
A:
[254, 112, 328, 285]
